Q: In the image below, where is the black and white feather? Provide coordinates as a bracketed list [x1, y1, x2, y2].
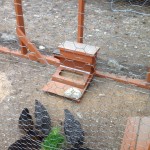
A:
[18, 108, 34, 134]
[8, 133, 42, 150]
[64, 109, 84, 148]
[35, 99, 51, 137]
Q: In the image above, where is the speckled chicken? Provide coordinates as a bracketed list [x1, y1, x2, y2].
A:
[65, 148, 91, 150]
[18, 108, 34, 134]
[64, 109, 84, 148]
[35, 99, 51, 137]
[8, 132, 43, 150]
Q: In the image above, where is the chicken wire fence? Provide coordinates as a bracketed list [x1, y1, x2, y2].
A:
[110, 0, 150, 15]
[0, 0, 150, 150]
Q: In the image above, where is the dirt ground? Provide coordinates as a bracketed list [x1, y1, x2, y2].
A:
[0, 72, 12, 103]
[0, 0, 150, 150]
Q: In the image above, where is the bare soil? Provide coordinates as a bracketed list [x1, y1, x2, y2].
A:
[0, 72, 12, 103]
[0, 0, 150, 150]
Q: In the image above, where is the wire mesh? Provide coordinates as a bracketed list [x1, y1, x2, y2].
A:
[0, 0, 150, 150]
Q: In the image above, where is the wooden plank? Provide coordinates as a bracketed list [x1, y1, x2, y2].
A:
[59, 41, 100, 55]
[43, 66, 93, 101]
[77, 0, 85, 43]
[42, 81, 84, 102]
[0, 46, 60, 66]
[146, 69, 150, 83]
[51, 66, 91, 89]
[14, 0, 28, 54]
[95, 71, 150, 90]
[54, 55, 95, 73]
[121, 117, 150, 150]
[121, 117, 140, 150]
[16, 28, 47, 64]
[136, 117, 150, 150]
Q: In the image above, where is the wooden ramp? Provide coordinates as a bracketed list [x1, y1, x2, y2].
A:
[121, 117, 150, 150]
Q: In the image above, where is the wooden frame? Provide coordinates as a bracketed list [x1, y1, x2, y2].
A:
[0, 0, 150, 102]
[78, 0, 85, 43]
[121, 117, 150, 150]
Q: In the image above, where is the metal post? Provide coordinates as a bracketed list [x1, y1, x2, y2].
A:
[77, 0, 85, 43]
[14, 0, 28, 54]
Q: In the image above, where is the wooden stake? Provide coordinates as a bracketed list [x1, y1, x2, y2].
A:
[14, 0, 28, 54]
[77, 0, 85, 43]
[146, 71, 150, 83]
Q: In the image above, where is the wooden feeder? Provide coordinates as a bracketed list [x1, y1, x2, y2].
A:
[43, 41, 100, 101]
[0, 0, 150, 102]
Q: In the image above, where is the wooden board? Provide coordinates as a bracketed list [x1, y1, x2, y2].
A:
[120, 117, 150, 150]
[58, 41, 100, 56]
[42, 80, 84, 102]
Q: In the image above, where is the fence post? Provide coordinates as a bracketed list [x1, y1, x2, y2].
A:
[146, 68, 150, 83]
[77, 0, 85, 43]
[14, 0, 28, 54]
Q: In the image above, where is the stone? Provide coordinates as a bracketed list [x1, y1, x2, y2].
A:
[39, 45, 46, 50]
[64, 87, 82, 100]
[77, 112, 83, 119]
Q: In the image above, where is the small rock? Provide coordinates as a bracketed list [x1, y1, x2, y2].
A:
[130, 53, 133, 56]
[64, 87, 82, 100]
[88, 35, 92, 37]
[95, 29, 100, 32]
[96, 119, 99, 123]
[99, 94, 105, 97]
[124, 44, 127, 48]
[76, 112, 83, 119]
[33, 14, 40, 18]
[39, 45, 46, 50]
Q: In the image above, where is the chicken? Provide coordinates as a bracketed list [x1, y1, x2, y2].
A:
[27, 128, 44, 142]
[65, 148, 91, 150]
[35, 99, 51, 137]
[64, 109, 84, 148]
[18, 108, 34, 134]
[8, 133, 43, 150]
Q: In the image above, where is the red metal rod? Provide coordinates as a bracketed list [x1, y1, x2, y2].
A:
[77, 0, 85, 43]
[14, 0, 28, 54]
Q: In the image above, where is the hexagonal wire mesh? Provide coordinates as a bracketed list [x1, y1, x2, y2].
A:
[0, 0, 150, 150]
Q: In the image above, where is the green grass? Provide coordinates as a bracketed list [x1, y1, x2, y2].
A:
[41, 127, 66, 150]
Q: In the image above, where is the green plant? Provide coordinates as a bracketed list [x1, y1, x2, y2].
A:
[41, 127, 66, 150]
